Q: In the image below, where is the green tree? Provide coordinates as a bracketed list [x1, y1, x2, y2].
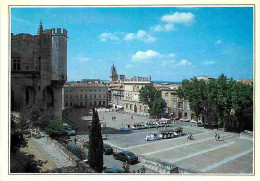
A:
[150, 97, 167, 117]
[45, 118, 67, 138]
[214, 74, 235, 129]
[231, 82, 253, 131]
[88, 108, 103, 173]
[139, 85, 161, 109]
[19, 103, 53, 130]
[177, 78, 207, 122]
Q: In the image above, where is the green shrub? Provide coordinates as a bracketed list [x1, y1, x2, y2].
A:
[45, 119, 67, 139]
[66, 145, 86, 160]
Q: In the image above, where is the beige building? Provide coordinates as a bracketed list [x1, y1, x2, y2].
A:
[195, 75, 215, 81]
[123, 76, 151, 116]
[159, 85, 192, 120]
[63, 82, 108, 109]
[110, 82, 124, 108]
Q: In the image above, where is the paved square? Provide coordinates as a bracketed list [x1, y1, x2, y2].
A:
[73, 109, 253, 174]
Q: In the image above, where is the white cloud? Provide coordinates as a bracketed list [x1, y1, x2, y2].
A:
[99, 32, 120, 42]
[202, 61, 216, 65]
[124, 33, 135, 41]
[132, 50, 160, 61]
[161, 12, 195, 24]
[124, 30, 157, 43]
[161, 59, 175, 66]
[176, 59, 192, 66]
[215, 39, 222, 45]
[151, 23, 176, 32]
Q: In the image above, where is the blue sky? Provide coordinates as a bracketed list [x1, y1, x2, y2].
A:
[11, 7, 253, 82]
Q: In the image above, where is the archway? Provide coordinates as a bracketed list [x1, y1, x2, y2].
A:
[25, 86, 36, 106]
[134, 105, 137, 113]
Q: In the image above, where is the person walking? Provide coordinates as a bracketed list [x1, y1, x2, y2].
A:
[190, 133, 193, 140]
[215, 132, 218, 141]
[217, 133, 221, 141]
[74, 136, 77, 145]
[187, 133, 190, 140]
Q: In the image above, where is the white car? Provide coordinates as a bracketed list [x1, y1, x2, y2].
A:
[144, 132, 160, 141]
[180, 118, 190, 122]
[190, 119, 202, 124]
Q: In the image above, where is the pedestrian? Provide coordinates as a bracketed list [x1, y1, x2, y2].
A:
[190, 133, 193, 140]
[215, 132, 218, 141]
[187, 133, 190, 140]
[74, 136, 77, 144]
[218, 133, 220, 141]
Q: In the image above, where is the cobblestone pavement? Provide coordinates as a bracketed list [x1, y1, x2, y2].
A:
[26, 137, 75, 170]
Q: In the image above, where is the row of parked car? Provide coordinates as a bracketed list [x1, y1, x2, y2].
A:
[120, 120, 172, 131]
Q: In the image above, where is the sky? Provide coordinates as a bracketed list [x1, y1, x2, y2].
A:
[11, 7, 253, 82]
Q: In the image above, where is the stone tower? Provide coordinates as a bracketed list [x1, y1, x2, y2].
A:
[109, 63, 118, 82]
[51, 28, 68, 119]
[11, 21, 68, 120]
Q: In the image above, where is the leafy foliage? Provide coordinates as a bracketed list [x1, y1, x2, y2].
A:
[45, 119, 67, 138]
[10, 118, 27, 154]
[139, 85, 161, 108]
[139, 85, 166, 117]
[177, 74, 253, 131]
[66, 145, 86, 160]
[177, 78, 207, 120]
[19, 103, 53, 130]
[150, 97, 167, 117]
[88, 108, 103, 173]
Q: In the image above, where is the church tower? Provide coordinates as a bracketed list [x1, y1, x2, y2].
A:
[109, 63, 118, 82]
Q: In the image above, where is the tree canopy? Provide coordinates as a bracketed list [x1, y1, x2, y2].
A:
[139, 85, 161, 108]
[177, 74, 253, 131]
[139, 85, 166, 117]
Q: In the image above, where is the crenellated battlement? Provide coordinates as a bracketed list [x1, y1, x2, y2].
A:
[51, 28, 67, 36]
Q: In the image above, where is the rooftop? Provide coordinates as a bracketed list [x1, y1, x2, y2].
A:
[64, 82, 107, 87]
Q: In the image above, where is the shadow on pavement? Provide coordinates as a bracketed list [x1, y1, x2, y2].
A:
[76, 127, 133, 135]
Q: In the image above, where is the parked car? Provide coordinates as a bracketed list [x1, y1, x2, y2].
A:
[204, 122, 218, 129]
[160, 118, 171, 121]
[145, 121, 158, 128]
[102, 168, 124, 173]
[65, 127, 76, 136]
[144, 132, 160, 141]
[131, 122, 146, 130]
[190, 119, 202, 124]
[174, 116, 180, 120]
[120, 125, 131, 131]
[158, 120, 170, 127]
[103, 143, 113, 155]
[113, 151, 138, 163]
[180, 118, 190, 122]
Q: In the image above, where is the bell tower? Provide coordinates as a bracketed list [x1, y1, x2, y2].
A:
[109, 63, 118, 82]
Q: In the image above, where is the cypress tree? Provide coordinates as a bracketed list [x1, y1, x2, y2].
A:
[88, 108, 104, 173]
